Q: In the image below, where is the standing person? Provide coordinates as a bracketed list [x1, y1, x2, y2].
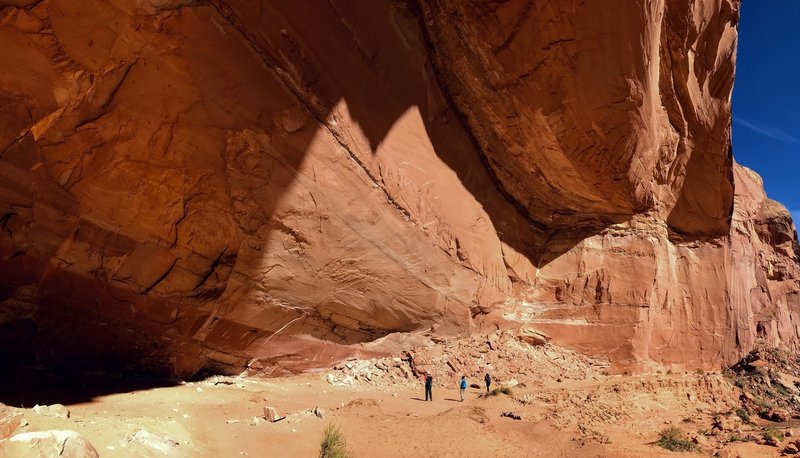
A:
[424, 372, 433, 401]
[459, 375, 467, 402]
[484, 373, 492, 394]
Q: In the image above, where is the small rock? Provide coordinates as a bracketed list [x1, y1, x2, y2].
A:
[250, 417, 261, 426]
[785, 443, 799, 454]
[691, 435, 709, 447]
[314, 407, 325, 419]
[226, 419, 239, 424]
[326, 373, 336, 385]
[501, 411, 522, 421]
[196, 387, 203, 393]
[264, 406, 280, 422]
[746, 359, 768, 370]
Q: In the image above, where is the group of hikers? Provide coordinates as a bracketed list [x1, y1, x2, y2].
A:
[405, 351, 492, 402]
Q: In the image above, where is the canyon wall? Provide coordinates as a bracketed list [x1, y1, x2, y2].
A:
[0, 0, 796, 377]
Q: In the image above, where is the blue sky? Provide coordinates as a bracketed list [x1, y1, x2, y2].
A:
[732, 1, 799, 224]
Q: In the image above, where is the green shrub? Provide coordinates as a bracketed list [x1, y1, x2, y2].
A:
[319, 423, 352, 458]
[754, 397, 774, 409]
[762, 427, 784, 443]
[735, 408, 750, 423]
[656, 427, 699, 452]
[775, 383, 791, 396]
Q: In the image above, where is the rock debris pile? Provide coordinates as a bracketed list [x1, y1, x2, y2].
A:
[326, 330, 607, 389]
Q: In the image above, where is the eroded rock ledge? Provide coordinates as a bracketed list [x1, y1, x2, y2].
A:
[0, 0, 797, 377]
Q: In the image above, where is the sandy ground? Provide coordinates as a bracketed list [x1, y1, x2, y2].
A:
[1, 368, 787, 458]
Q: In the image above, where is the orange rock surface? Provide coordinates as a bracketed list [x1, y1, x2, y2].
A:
[0, 0, 796, 377]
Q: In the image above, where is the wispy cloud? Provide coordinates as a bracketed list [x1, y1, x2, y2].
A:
[734, 116, 798, 143]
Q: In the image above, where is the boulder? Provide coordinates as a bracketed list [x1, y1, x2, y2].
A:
[516, 328, 550, 346]
[128, 429, 179, 454]
[765, 435, 781, 447]
[32, 404, 70, 419]
[759, 409, 789, 423]
[0, 430, 98, 458]
[0, 406, 23, 440]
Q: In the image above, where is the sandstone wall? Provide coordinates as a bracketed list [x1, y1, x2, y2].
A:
[0, 0, 796, 376]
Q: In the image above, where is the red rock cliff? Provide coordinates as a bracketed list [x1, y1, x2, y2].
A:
[0, 0, 796, 376]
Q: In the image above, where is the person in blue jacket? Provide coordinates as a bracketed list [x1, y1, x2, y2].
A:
[459, 375, 468, 402]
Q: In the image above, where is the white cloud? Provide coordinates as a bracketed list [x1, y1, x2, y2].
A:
[734, 116, 798, 143]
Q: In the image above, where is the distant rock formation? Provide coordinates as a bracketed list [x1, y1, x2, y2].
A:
[0, 0, 796, 377]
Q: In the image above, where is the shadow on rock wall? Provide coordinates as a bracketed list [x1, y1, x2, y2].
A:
[0, 0, 687, 378]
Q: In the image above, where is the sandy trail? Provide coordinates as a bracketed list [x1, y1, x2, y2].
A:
[4, 369, 778, 457]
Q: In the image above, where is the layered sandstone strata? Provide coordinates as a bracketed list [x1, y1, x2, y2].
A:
[0, 0, 796, 376]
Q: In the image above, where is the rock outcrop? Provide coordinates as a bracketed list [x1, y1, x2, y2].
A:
[0, 0, 796, 377]
[0, 430, 99, 458]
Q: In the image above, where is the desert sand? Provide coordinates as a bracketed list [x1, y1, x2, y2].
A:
[3, 334, 799, 457]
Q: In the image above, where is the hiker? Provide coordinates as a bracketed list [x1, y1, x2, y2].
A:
[405, 351, 416, 372]
[484, 373, 492, 394]
[424, 372, 433, 401]
[459, 375, 467, 402]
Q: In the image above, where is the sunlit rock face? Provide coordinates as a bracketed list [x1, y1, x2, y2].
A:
[0, 0, 796, 377]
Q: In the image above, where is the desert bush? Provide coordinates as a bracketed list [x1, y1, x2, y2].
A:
[762, 427, 784, 443]
[735, 408, 750, 423]
[656, 427, 699, 452]
[319, 423, 352, 458]
[488, 387, 513, 396]
[753, 396, 775, 410]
